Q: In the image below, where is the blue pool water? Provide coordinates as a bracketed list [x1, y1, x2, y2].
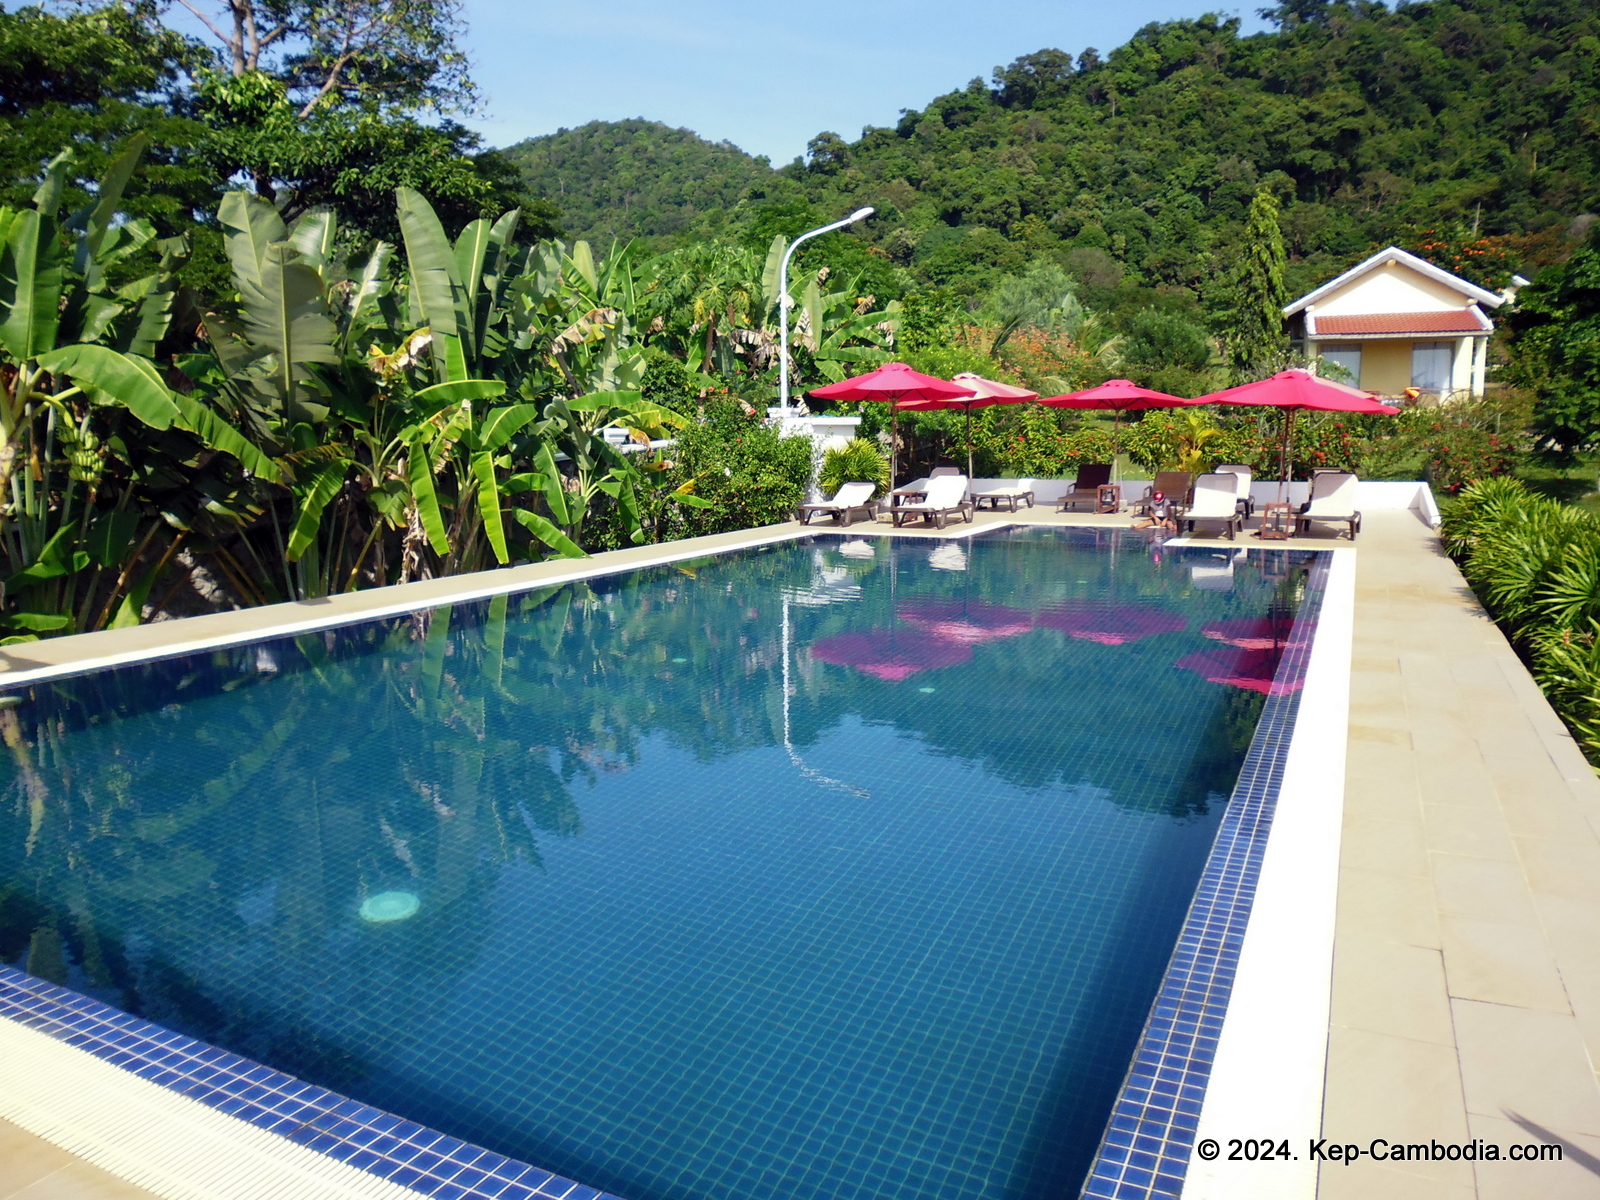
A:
[0, 529, 1313, 1200]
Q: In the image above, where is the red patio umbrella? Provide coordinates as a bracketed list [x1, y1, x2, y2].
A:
[810, 363, 975, 490]
[1040, 380, 1207, 483]
[897, 372, 1038, 481]
[1036, 600, 1186, 646]
[809, 629, 973, 682]
[1199, 369, 1399, 492]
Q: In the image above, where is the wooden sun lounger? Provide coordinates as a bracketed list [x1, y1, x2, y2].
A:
[1057, 464, 1113, 512]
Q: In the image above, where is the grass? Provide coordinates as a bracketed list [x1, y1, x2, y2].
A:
[1517, 456, 1600, 515]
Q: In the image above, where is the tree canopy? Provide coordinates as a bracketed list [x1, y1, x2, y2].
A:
[504, 0, 1599, 305]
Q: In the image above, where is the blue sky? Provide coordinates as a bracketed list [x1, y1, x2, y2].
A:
[458, 0, 1271, 162]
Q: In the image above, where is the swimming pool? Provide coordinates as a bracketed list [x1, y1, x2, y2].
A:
[0, 528, 1316, 1200]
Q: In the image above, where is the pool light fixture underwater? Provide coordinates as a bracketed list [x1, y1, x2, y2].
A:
[360, 891, 420, 923]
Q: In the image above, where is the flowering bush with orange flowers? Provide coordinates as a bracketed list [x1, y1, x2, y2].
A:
[971, 403, 1116, 477]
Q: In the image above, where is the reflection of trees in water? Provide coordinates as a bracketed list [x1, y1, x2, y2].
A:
[0, 531, 1308, 1096]
[0, 596, 588, 1085]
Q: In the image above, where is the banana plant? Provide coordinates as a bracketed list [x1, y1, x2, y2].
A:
[0, 138, 279, 639]
[529, 391, 707, 548]
[639, 237, 899, 385]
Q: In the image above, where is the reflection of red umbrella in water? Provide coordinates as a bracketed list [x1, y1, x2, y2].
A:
[896, 600, 1034, 645]
[1200, 617, 1304, 652]
[809, 630, 973, 682]
[1036, 601, 1186, 646]
[1176, 645, 1304, 695]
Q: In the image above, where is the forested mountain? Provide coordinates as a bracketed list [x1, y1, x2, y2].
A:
[505, 0, 1599, 304]
[500, 120, 777, 245]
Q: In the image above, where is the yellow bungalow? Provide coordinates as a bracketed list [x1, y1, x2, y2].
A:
[1283, 246, 1505, 401]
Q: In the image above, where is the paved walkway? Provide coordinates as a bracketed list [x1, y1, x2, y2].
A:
[0, 1119, 155, 1199]
[1321, 511, 1600, 1198]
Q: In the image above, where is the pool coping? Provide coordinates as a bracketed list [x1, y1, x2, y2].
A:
[0, 524, 1348, 1200]
[1079, 549, 1355, 1199]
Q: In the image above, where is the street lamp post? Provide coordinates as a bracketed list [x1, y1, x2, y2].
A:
[777, 207, 874, 416]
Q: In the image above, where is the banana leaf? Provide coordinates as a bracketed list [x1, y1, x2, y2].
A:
[4, 522, 87, 590]
[513, 509, 585, 558]
[0, 209, 64, 361]
[476, 403, 540, 452]
[218, 192, 288, 302]
[285, 459, 349, 561]
[289, 210, 338, 271]
[533, 443, 569, 526]
[172, 393, 283, 482]
[69, 134, 147, 279]
[237, 244, 340, 408]
[36, 344, 179, 429]
[414, 379, 505, 405]
[406, 431, 451, 555]
[396, 188, 466, 375]
[471, 450, 509, 564]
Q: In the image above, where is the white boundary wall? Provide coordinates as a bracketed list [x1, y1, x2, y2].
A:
[966, 478, 1440, 525]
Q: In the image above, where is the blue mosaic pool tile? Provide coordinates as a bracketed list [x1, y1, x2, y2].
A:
[1078, 553, 1330, 1199]
[0, 965, 625, 1200]
[1, 530, 1320, 1200]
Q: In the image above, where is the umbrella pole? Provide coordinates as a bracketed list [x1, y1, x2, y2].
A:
[1113, 409, 1123, 484]
[966, 406, 973, 482]
[890, 404, 899, 495]
[1277, 409, 1293, 502]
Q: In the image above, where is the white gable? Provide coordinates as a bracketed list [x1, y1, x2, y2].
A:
[1284, 247, 1502, 317]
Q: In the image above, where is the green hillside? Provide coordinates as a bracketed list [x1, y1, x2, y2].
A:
[501, 119, 778, 245]
[506, 1, 1600, 301]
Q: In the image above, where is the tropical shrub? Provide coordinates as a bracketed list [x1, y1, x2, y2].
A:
[651, 395, 813, 541]
[972, 404, 1115, 477]
[1123, 410, 1262, 474]
[1441, 478, 1600, 766]
[819, 438, 890, 498]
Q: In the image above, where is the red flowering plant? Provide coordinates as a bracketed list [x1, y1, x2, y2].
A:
[972, 403, 1115, 477]
[1402, 226, 1520, 290]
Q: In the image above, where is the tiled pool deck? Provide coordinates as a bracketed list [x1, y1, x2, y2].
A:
[1320, 511, 1600, 1200]
[6, 504, 1594, 1199]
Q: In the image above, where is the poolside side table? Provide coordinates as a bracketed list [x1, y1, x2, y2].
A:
[1096, 484, 1121, 514]
[1258, 502, 1294, 540]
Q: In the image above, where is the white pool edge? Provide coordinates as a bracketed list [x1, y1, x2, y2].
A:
[1181, 549, 1356, 1198]
[0, 1014, 430, 1200]
[0, 521, 1024, 691]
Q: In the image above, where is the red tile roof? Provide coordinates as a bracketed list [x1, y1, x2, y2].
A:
[1311, 310, 1487, 336]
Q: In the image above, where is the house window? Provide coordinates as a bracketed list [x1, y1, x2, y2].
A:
[1411, 341, 1453, 392]
[1319, 343, 1362, 385]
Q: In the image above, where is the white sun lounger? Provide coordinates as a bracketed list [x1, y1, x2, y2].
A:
[971, 477, 1036, 511]
[1297, 471, 1361, 539]
[1214, 464, 1253, 516]
[797, 481, 879, 526]
[891, 475, 974, 529]
[1180, 473, 1245, 540]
